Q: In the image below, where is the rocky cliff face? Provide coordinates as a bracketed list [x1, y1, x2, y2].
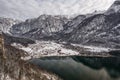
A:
[10, 15, 69, 40]
[0, 33, 62, 80]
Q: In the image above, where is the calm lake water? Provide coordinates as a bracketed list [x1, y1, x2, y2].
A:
[29, 56, 120, 80]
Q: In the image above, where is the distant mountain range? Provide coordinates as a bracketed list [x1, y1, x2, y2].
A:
[10, 15, 69, 40]
[0, 0, 120, 49]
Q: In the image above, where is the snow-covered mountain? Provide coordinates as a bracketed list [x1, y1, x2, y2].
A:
[61, 0, 120, 48]
[1, 0, 120, 80]
[9, 0, 120, 48]
[62, 15, 87, 34]
[106, 0, 120, 14]
[10, 15, 69, 40]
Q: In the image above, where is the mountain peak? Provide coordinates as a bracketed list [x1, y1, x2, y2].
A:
[106, 0, 120, 14]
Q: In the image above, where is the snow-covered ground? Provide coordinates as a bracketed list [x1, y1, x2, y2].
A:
[11, 40, 111, 60]
[71, 43, 110, 52]
[83, 46, 110, 52]
[11, 41, 79, 60]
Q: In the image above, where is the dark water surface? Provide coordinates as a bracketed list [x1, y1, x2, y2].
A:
[29, 56, 120, 80]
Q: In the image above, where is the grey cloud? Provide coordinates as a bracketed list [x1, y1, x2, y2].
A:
[0, 0, 115, 20]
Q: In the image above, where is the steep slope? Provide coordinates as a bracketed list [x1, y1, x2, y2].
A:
[10, 15, 69, 40]
[62, 15, 86, 34]
[64, 0, 120, 48]
[3, 33, 35, 47]
[106, 0, 120, 14]
[62, 11, 105, 34]
[0, 33, 62, 80]
[0, 17, 19, 33]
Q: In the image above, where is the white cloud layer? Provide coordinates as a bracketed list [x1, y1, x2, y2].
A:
[0, 0, 115, 20]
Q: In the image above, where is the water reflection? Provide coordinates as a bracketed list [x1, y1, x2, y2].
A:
[29, 56, 120, 80]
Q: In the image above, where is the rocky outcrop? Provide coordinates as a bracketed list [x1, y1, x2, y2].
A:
[0, 33, 62, 80]
[0, 17, 19, 33]
[106, 0, 120, 14]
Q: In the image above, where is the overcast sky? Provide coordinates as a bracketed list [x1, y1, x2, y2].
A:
[0, 0, 115, 20]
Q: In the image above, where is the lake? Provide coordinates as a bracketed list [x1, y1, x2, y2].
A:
[29, 56, 120, 80]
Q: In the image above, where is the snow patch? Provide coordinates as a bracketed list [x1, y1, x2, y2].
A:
[60, 49, 79, 55]
[71, 43, 110, 52]
[12, 41, 80, 60]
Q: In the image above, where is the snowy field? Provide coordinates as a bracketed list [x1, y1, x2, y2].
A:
[11, 40, 111, 60]
[71, 43, 110, 52]
[11, 41, 79, 60]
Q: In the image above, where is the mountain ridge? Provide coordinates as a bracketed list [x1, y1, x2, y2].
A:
[6, 0, 120, 48]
